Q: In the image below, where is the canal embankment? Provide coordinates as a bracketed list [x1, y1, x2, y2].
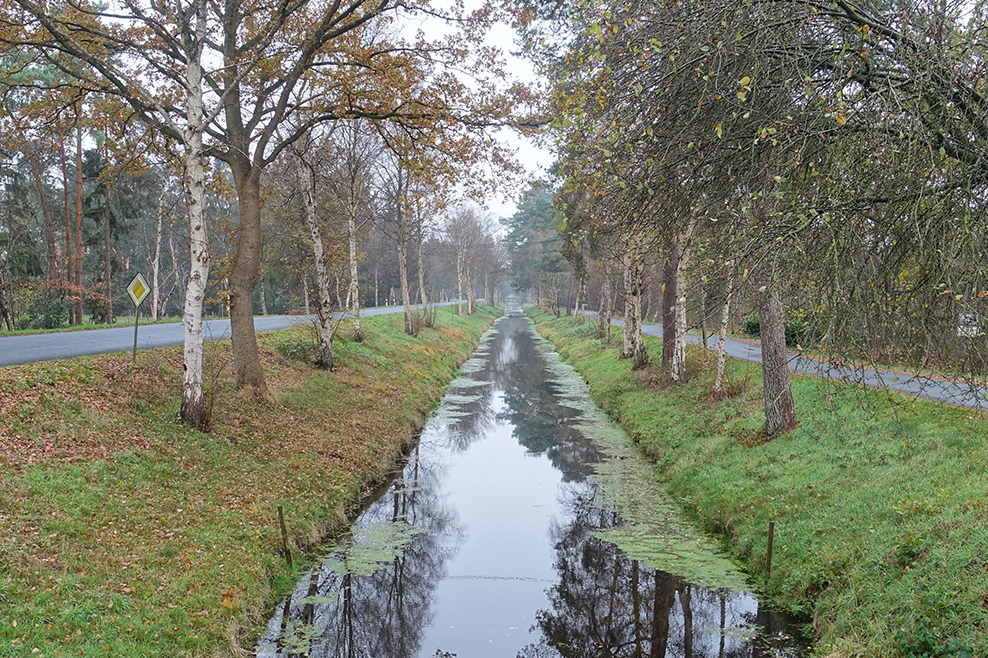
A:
[529, 307, 987, 657]
[0, 306, 498, 657]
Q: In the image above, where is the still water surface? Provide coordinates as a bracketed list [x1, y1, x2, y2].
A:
[258, 316, 807, 657]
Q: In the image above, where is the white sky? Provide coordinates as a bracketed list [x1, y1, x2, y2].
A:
[405, 4, 555, 221]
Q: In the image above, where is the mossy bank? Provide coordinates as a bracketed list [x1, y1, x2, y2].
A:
[0, 305, 499, 657]
[529, 308, 987, 658]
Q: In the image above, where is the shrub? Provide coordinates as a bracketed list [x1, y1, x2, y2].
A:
[785, 318, 807, 347]
[742, 315, 760, 337]
[27, 294, 69, 329]
[274, 331, 319, 364]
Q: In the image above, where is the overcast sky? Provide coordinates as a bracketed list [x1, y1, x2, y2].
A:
[405, 5, 555, 221]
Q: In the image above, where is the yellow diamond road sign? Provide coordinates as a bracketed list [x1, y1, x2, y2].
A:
[127, 273, 151, 308]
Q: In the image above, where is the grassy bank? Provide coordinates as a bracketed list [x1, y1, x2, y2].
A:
[529, 308, 987, 658]
[0, 305, 498, 657]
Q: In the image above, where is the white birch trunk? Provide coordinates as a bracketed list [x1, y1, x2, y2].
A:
[348, 207, 362, 340]
[670, 218, 698, 383]
[417, 221, 429, 325]
[466, 257, 476, 315]
[299, 159, 334, 368]
[180, 1, 211, 430]
[713, 287, 733, 393]
[456, 248, 464, 316]
[151, 184, 166, 321]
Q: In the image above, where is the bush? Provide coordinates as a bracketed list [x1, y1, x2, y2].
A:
[273, 331, 319, 363]
[897, 615, 973, 658]
[27, 294, 69, 329]
[785, 319, 807, 347]
[742, 315, 808, 347]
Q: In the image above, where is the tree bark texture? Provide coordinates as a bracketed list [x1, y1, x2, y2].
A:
[621, 245, 648, 369]
[151, 184, 166, 321]
[416, 220, 429, 326]
[60, 140, 74, 323]
[670, 218, 697, 383]
[396, 213, 413, 334]
[299, 158, 335, 369]
[348, 205, 362, 341]
[74, 129, 84, 323]
[227, 160, 268, 396]
[661, 236, 681, 369]
[597, 270, 611, 342]
[103, 197, 112, 324]
[757, 259, 797, 435]
[456, 247, 464, 316]
[28, 150, 59, 283]
[0, 253, 13, 330]
[713, 286, 733, 393]
[466, 256, 476, 315]
[180, 14, 212, 431]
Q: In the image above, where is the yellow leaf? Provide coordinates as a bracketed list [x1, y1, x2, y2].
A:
[715, 123, 723, 138]
[740, 76, 751, 86]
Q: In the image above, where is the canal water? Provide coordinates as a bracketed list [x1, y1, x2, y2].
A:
[257, 316, 807, 657]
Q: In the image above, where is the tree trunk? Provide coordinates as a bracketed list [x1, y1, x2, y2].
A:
[597, 270, 610, 342]
[565, 273, 573, 316]
[650, 571, 674, 658]
[227, 160, 268, 397]
[621, 245, 647, 369]
[74, 128, 84, 324]
[348, 206, 362, 341]
[163, 225, 180, 316]
[680, 583, 694, 658]
[60, 139, 74, 324]
[180, 20, 212, 431]
[302, 276, 310, 316]
[298, 158, 334, 369]
[151, 183, 166, 321]
[28, 150, 59, 284]
[576, 273, 587, 320]
[456, 248, 464, 316]
[671, 258, 688, 382]
[260, 270, 268, 316]
[661, 236, 680, 369]
[758, 258, 797, 435]
[416, 220, 429, 326]
[466, 257, 476, 315]
[700, 294, 708, 348]
[374, 266, 379, 308]
[713, 286, 733, 393]
[397, 226, 413, 334]
[104, 196, 112, 325]
[670, 219, 696, 383]
[0, 253, 13, 331]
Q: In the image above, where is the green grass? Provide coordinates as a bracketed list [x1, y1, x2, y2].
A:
[0, 305, 499, 657]
[528, 307, 987, 658]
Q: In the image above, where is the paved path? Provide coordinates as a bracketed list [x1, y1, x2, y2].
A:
[595, 315, 988, 410]
[0, 302, 457, 368]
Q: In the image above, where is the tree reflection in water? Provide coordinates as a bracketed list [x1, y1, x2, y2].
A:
[257, 317, 806, 658]
[530, 484, 805, 658]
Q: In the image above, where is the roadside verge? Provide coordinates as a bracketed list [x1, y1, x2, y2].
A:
[0, 306, 499, 656]
[529, 307, 986, 658]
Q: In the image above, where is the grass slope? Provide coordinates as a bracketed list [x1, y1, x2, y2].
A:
[0, 306, 498, 657]
[530, 308, 987, 658]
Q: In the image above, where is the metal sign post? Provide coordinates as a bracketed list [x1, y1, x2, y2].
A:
[127, 273, 151, 363]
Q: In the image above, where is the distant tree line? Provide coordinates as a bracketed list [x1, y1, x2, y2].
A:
[508, 0, 988, 436]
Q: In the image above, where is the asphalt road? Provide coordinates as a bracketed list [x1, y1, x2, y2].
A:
[0, 302, 457, 368]
[597, 315, 988, 410]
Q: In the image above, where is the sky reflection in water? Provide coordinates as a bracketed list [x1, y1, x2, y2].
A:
[257, 316, 806, 658]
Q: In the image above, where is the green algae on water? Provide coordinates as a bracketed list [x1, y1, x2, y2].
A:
[532, 321, 750, 593]
[325, 520, 425, 577]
